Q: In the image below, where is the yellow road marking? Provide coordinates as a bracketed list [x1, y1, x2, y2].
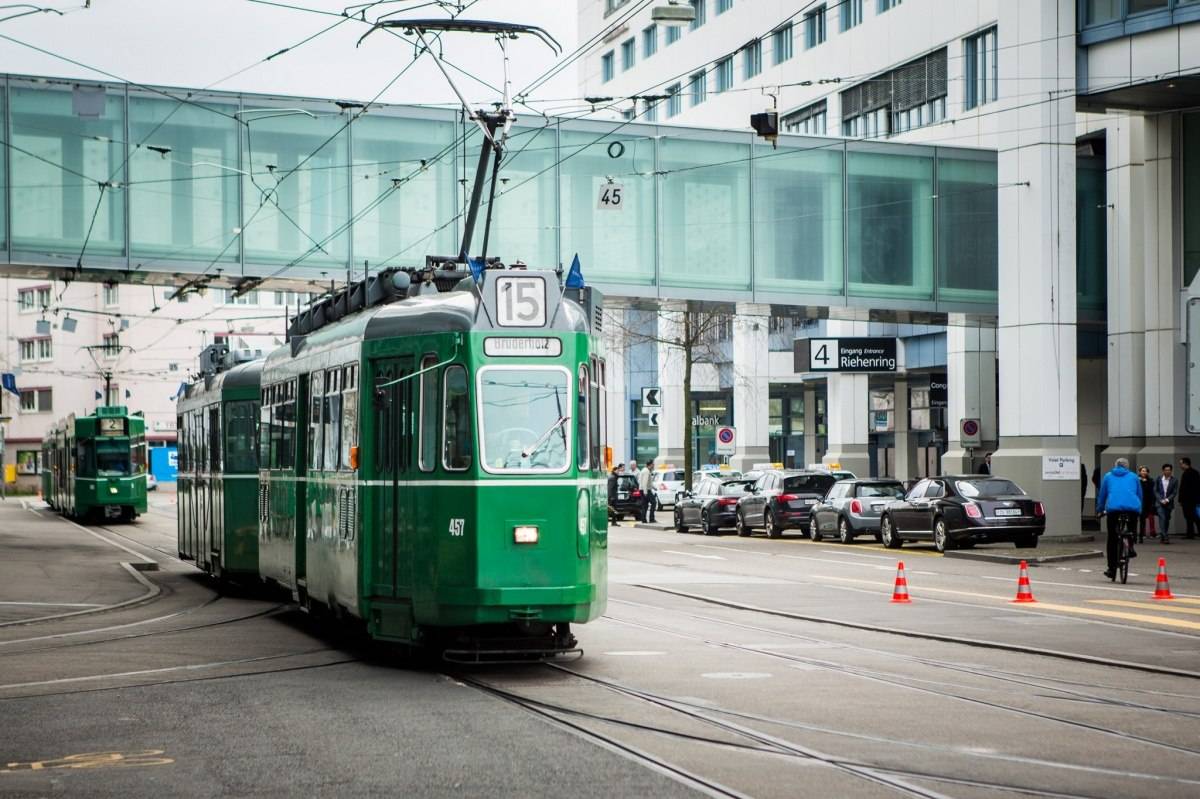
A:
[791, 539, 942, 557]
[1090, 599, 1200, 616]
[813, 575, 1200, 631]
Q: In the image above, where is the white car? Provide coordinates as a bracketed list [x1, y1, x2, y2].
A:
[654, 469, 686, 510]
[146, 472, 158, 491]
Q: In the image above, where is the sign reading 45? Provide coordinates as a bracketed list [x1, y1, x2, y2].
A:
[496, 275, 547, 328]
[597, 182, 624, 210]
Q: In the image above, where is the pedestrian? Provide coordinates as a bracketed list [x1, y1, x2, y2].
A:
[1080, 461, 1088, 514]
[1096, 457, 1141, 580]
[607, 463, 623, 524]
[1155, 462, 1179, 545]
[1091, 465, 1101, 498]
[977, 453, 992, 475]
[1137, 465, 1155, 543]
[627, 459, 638, 476]
[637, 459, 656, 523]
[1178, 457, 1199, 540]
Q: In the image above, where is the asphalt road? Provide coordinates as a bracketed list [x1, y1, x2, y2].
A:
[1, 491, 1198, 798]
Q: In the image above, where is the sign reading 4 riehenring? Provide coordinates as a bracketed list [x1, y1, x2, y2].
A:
[794, 338, 898, 373]
[495, 275, 547, 327]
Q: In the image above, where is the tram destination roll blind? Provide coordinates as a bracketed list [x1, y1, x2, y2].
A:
[794, 338, 898, 373]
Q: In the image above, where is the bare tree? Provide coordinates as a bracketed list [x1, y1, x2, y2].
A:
[605, 302, 731, 490]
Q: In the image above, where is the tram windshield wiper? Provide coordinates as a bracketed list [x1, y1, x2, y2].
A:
[522, 415, 569, 459]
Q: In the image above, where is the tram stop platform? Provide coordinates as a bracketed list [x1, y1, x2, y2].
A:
[0, 496, 160, 626]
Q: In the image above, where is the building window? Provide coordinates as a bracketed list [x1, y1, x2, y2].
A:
[224, 289, 259, 305]
[17, 287, 51, 312]
[621, 107, 636, 121]
[631, 399, 659, 463]
[782, 99, 828, 135]
[666, 24, 682, 45]
[840, 48, 946, 139]
[601, 51, 614, 82]
[964, 26, 998, 110]
[605, 0, 632, 13]
[106, 384, 120, 406]
[689, 70, 707, 106]
[717, 0, 733, 13]
[805, 5, 826, 48]
[103, 333, 121, 357]
[19, 388, 52, 413]
[841, 0, 863, 30]
[667, 83, 682, 117]
[643, 98, 658, 122]
[715, 57, 734, 92]
[17, 289, 35, 312]
[689, 0, 706, 30]
[771, 23, 793, 65]
[878, 0, 902, 12]
[103, 283, 119, 306]
[38, 338, 52, 360]
[743, 39, 762, 79]
[621, 37, 636, 71]
[642, 24, 657, 58]
[19, 339, 35, 362]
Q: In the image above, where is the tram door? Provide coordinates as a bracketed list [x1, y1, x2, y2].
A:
[371, 357, 415, 599]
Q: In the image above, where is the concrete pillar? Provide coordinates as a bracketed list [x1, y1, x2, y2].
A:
[603, 305, 630, 467]
[655, 300, 687, 466]
[991, 0, 1080, 536]
[731, 302, 770, 472]
[1136, 113, 1193, 529]
[894, 377, 918, 481]
[822, 373, 870, 476]
[941, 324, 998, 473]
[803, 384, 818, 469]
[1102, 115, 1147, 469]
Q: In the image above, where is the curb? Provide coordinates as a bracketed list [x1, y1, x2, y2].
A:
[944, 549, 1103, 565]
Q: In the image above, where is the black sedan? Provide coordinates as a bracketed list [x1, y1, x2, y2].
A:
[608, 474, 644, 522]
[810, 479, 906, 544]
[674, 477, 756, 536]
[879, 475, 1045, 552]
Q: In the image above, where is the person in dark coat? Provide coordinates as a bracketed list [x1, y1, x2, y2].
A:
[1137, 465, 1155, 543]
[1081, 462, 1088, 514]
[1178, 457, 1199, 540]
[1155, 463, 1179, 544]
[607, 464, 624, 521]
[977, 453, 991, 475]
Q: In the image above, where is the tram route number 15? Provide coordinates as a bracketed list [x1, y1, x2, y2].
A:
[496, 275, 547, 327]
[597, 182, 624, 211]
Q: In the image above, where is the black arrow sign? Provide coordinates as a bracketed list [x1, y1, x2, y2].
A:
[643, 388, 660, 407]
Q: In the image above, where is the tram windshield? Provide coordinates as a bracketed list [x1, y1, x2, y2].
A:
[479, 367, 571, 473]
[96, 446, 132, 476]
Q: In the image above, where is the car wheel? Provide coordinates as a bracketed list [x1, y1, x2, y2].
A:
[881, 515, 903, 549]
[702, 510, 717, 536]
[1015, 534, 1038, 549]
[839, 517, 854, 545]
[933, 518, 953, 553]
[810, 516, 823, 542]
[736, 511, 751, 537]
[674, 510, 688, 534]
[766, 511, 782, 539]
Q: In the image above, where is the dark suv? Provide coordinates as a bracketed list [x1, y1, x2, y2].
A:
[608, 474, 643, 522]
[735, 470, 837, 538]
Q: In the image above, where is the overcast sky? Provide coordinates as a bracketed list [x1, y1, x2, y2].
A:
[0, 1, 580, 109]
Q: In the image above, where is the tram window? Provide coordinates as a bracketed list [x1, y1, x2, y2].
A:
[324, 369, 341, 471]
[577, 364, 590, 470]
[309, 372, 323, 472]
[226, 401, 258, 473]
[209, 406, 221, 471]
[96, 446, 131, 476]
[590, 356, 602, 468]
[442, 365, 472, 471]
[341, 365, 358, 471]
[260, 401, 272, 469]
[418, 355, 438, 472]
[133, 437, 147, 475]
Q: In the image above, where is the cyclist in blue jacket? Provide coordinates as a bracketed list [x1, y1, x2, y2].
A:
[1096, 457, 1142, 579]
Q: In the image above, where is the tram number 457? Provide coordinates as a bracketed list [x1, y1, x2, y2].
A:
[597, 183, 624, 211]
[448, 518, 465, 537]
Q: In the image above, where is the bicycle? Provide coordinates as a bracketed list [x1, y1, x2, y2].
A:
[1104, 512, 1136, 584]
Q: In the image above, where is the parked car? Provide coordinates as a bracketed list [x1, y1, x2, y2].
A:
[654, 468, 686, 510]
[691, 465, 742, 491]
[735, 470, 838, 538]
[609, 474, 644, 522]
[146, 472, 158, 491]
[878, 475, 1045, 552]
[810, 479, 905, 544]
[674, 477, 756, 535]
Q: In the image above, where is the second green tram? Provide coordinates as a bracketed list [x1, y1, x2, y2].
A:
[41, 406, 148, 522]
[178, 267, 609, 658]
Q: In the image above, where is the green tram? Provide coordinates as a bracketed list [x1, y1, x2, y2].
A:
[177, 266, 609, 659]
[177, 359, 263, 581]
[41, 406, 149, 522]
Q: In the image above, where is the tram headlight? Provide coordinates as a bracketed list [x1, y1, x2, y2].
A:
[577, 490, 590, 538]
[514, 525, 539, 544]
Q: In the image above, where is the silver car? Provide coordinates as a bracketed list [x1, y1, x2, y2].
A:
[810, 479, 906, 544]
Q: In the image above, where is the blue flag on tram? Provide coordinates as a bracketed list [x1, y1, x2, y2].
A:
[1, 373, 18, 397]
[468, 256, 485, 284]
[565, 253, 585, 289]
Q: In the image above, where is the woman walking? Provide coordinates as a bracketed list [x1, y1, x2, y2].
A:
[1138, 465, 1156, 543]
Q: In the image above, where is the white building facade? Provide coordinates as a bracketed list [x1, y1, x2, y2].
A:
[580, 0, 1200, 534]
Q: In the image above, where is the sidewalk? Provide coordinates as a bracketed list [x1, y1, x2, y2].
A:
[0, 497, 157, 626]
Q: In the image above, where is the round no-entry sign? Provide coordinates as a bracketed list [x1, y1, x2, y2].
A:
[716, 426, 736, 455]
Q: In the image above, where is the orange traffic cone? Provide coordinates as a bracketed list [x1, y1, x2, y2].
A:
[891, 561, 912, 603]
[1152, 558, 1175, 600]
[1011, 560, 1037, 603]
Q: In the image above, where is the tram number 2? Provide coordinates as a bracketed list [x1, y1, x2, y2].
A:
[597, 183, 624, 210]
[448, 518, 465, 537]
[496, 275, 547, 327]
